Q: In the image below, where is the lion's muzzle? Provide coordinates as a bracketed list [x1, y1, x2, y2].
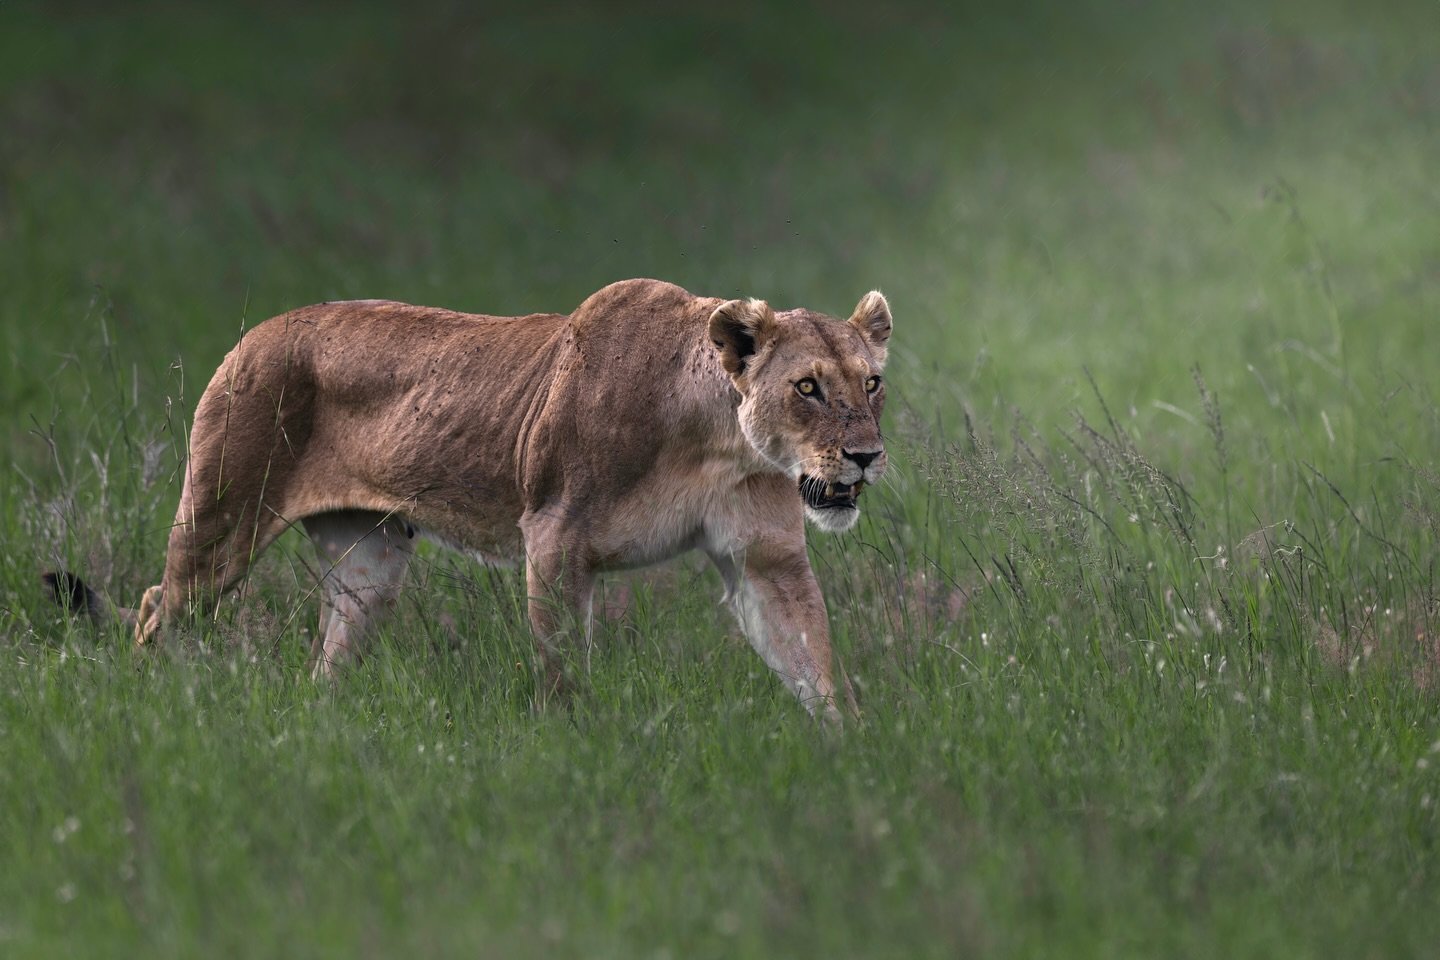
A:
[798, 474, 866, 513]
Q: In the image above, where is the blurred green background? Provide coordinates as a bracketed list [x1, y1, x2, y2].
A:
[6, 0, 1435, 445]
[3, 1, 1440, 957]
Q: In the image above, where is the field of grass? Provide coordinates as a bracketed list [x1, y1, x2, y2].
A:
[3, 2, 1440, 956]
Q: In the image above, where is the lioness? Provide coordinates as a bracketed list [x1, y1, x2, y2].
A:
[46, 279, 891, 718]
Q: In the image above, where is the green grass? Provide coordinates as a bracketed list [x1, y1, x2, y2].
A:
[3, 1, 1440, 956]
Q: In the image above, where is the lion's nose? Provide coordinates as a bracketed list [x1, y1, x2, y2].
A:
[843, 449, 881, 470]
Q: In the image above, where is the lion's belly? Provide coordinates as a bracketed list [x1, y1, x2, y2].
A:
[412, 523, 524, 569]
[390, 487, 527, 564]
[282, 426, 527, 564]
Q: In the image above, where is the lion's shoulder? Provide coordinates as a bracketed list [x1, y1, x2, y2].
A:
[577, 277, 692, 308]
[570, 279, 719, 331]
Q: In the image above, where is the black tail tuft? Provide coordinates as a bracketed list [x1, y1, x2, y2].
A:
[43, 570, 99, 618]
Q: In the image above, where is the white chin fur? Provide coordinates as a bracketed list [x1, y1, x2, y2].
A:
[805, 504, 860, 533]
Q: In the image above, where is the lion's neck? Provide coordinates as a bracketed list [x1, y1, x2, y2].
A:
[683, 333, 772, 477]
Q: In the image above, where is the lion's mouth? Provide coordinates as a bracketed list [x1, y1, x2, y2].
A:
[798, 475, 865, 512]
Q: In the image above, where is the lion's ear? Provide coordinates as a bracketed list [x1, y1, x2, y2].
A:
[848, 291, 892, 367]
[709, 298, 777, 380]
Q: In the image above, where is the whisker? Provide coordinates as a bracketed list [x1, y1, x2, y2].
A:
[779, 454, 827, 475]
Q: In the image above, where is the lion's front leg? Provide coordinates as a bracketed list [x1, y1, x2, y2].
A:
[726, 538, 848, 724]
[521, 520, 596, 705]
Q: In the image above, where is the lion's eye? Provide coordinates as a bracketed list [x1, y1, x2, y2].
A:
[865, 376, 881, 393]
[796, 378, 820, 398]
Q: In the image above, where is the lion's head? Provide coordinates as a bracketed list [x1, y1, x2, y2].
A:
[709, 291, 892, 533]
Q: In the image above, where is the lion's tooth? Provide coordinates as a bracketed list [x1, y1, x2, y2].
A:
[854, 480, 866, 495]
[825, 482, 835, 499]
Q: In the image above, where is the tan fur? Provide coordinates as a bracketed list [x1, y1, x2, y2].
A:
[128, 278, 892, 719]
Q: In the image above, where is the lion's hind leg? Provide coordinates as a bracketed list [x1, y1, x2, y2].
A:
[134, 473, 294, 648]
[303, 511, 416, 679]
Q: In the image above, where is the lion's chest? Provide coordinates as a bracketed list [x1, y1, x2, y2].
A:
[588, 450, 760, 570]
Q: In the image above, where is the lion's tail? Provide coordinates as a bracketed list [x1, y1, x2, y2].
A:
[42, 570, 141, 631]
